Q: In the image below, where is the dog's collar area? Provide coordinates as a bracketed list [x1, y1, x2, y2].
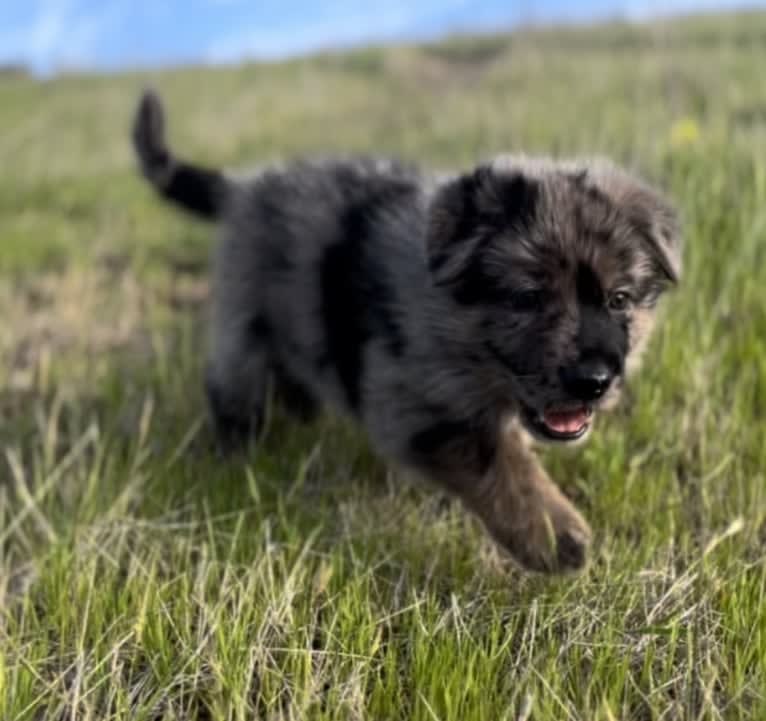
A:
[484, 340, 520, 375]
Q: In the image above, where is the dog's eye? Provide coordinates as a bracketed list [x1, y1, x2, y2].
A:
[510, 289, 545, 312]
[607, 291, 632, 311]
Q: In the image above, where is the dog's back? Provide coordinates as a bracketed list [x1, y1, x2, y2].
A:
[133, 90, 442, 433]
[215, 158, 435, 414]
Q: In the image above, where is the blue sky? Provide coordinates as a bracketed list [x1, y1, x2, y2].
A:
[0, 0, 760, 75]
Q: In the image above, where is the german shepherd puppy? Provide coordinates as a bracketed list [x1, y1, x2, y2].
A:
[133, 90, 681, 573]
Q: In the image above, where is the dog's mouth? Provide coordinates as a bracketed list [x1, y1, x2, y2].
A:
[521, 403, 593, 442]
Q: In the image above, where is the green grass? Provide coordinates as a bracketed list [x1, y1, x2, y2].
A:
[3, 11, 766, 720]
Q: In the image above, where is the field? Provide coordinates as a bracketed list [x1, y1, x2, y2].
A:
[2, 11, 766, 720]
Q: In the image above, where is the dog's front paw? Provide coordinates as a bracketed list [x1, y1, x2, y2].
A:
[481, 480, 593, 574]
[507, 499, 592, 573]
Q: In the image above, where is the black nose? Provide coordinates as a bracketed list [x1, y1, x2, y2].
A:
[560, 360, 615, 401]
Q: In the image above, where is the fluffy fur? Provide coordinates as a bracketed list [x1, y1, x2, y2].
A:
[132, 89, 681, 573]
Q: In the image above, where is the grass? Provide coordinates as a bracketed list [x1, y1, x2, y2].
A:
[2, 10, 766, 720]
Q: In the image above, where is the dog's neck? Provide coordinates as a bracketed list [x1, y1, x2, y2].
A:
[413, 289, 520, 425]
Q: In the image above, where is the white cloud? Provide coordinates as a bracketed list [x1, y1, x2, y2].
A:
[205, 0, 473, 63]
[0, 0, 121, 74]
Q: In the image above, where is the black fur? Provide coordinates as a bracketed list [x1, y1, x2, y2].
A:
[319, 187, 409, 411]
[161, 162, 228, 220]
[272, 366, 319, 422]
[427, 174, 480, 273]
[577, 306, 628, 374]
[247, 315, 271, 343]
[493, 172, 540, 229]
[205, 371, 262, 450]
[132, 89, 229, 220]
[428, 168, 541, 305]
[576, 262, 606, 306]
[408, 418, 495, 475]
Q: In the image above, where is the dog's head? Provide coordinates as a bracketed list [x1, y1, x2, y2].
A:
[427, 156, 681, 443]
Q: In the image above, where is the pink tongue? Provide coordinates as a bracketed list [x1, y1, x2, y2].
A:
[543, 408, 588, 434]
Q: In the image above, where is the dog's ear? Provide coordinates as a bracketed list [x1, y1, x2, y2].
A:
[426, 166, 539, 295]
[615, 182, 682, 284]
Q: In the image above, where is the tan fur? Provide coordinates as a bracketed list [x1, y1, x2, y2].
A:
[469, 423, 592, 572]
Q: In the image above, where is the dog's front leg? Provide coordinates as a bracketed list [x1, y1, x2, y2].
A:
[463, 425, 592, 572]
[408, 419, 591, 572]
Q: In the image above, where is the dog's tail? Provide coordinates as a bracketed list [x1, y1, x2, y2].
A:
[132, 89, 231, 220]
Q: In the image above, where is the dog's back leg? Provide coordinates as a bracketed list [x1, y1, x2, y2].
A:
[205, 313, 272, 452]
[272, 365, 319, 423]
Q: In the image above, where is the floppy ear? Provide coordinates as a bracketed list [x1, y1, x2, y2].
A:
[426, 166, 539, 294]
[619, 184, 683, 284]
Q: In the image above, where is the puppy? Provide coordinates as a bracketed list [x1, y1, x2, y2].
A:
[132, 90, 681, 573]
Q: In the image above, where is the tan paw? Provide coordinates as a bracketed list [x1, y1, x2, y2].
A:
[487, 486, 593, 574]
